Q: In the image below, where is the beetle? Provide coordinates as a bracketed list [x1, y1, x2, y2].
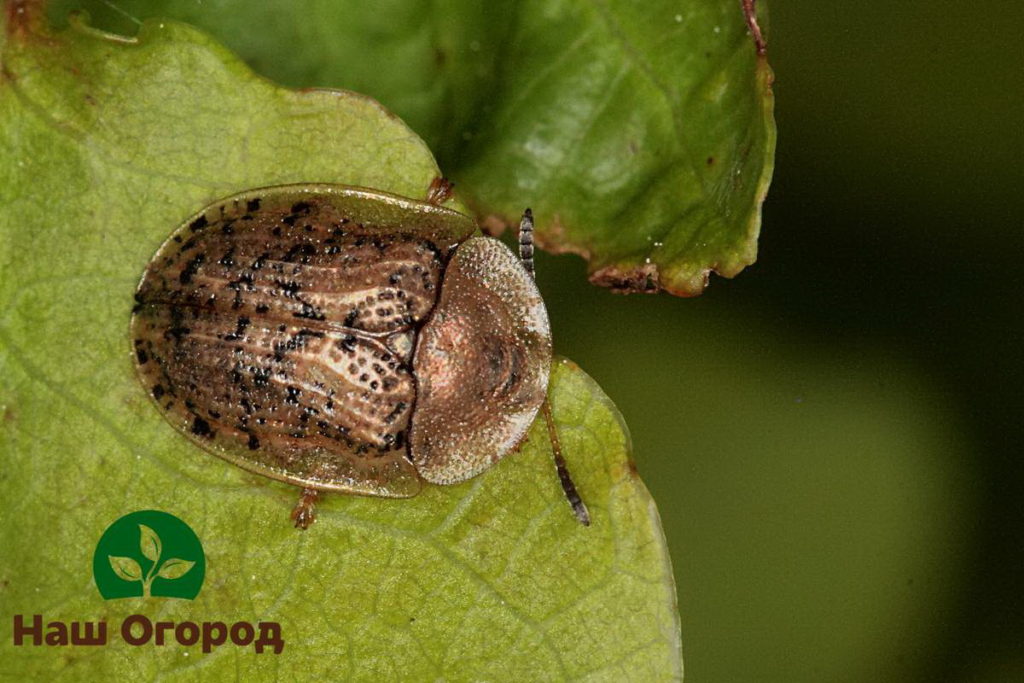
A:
[130, 178, 589, 528]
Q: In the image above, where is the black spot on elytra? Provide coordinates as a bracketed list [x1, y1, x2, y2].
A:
[383, 402, 407, 425]
[179, 254, 205, 285]
[136, 349, 148, 364]
[252, 367, 271, 387]
[166, 326, 191, 341]
[343, 310, 358, 327]
[224, 316, 250, 341]
[189, 215, 208, 232]
[282, 243, 316, 263]
[293, 301, 325, 321]
[247, 198, 261, 212]
[255, 304, 270, 314]
[247, 433, 260, 450]
[152, 384, 165, 400]
[218, 248, 236, 267]
[275, 279, 301, 298]
[191, 416, 212, 437]
[291, 201, 313, 215]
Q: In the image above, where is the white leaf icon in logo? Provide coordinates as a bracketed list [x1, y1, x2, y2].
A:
[138, 524, 162, 563]
[108, 555, 143, 582]
[157, 558, 195, 580]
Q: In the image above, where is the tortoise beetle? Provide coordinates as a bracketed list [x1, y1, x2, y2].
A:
[131, 179, 588, 528]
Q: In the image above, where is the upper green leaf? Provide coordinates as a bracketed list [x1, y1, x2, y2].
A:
[46, 0, 776, 295]
[0, 6, 680, 679]
[455, 2, 776, 296]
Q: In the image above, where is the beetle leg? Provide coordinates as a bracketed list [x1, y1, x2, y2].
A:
[425, 176, 454, 205]
[290, 487, 320, 529]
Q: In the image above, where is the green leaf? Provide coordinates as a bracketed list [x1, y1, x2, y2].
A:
[107, 555, 143, 582]
[0, 7, 680, 679]
[46, 0, 776, 295]
[138, 523, 160, 563]
[456, 2, 776, 296]
[155, 557, 194, 580]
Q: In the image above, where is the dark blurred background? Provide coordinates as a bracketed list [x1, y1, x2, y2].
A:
[537, 2, 1024, 680]
[47, 1, 1024, 680]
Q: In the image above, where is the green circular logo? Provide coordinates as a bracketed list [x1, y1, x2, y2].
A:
[92, 510, 205, 600]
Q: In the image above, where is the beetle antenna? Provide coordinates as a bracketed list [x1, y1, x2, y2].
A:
[518, 208, 535, 277]
[542, 399, 591, 526]
[519, 207, 590, 526]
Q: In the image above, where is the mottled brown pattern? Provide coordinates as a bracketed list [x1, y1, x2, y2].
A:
[132, 185, 475, 496]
